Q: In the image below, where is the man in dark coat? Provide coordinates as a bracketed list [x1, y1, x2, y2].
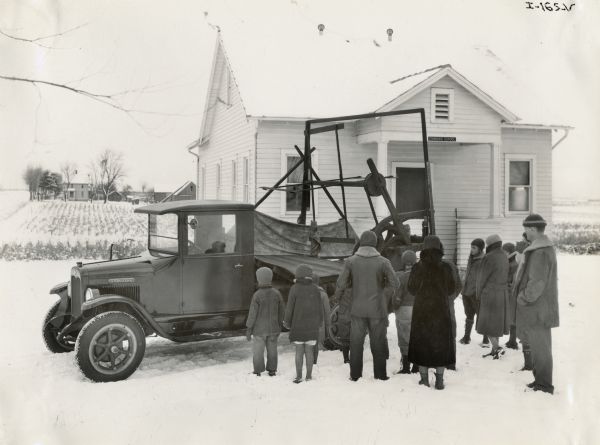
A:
[407, 235, 456, 390]
[459, 238, 486, 345]
[476, 234, 510, 359]
[514, 214, 558, 395]
[336, 230, 399, 381]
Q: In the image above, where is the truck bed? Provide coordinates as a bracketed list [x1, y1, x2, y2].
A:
[255, 254, 344, 284]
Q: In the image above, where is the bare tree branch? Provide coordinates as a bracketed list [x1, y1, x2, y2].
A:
[0, 23, 89, 49]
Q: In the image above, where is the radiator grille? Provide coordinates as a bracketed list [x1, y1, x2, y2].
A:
[97, 285, 140, 302]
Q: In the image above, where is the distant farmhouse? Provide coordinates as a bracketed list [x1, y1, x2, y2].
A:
[190, 23, 571, 266]
[153, 181, 197, 203]
[65, 173, 91, 201]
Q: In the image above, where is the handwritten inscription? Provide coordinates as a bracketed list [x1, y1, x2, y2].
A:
[525, 2, 575, 11]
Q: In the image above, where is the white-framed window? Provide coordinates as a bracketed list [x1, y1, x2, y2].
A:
[201, 166, 206, 200]
[280, 150, 318, 217]
[430, 88, 454, 123]
[231, 159, 238, 200]
[243, 157, 249, 203]
[505, 155, 535, 213]
[216, 163, 222, 199]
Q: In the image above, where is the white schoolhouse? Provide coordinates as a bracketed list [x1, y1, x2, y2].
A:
[190, 23, 570, 266]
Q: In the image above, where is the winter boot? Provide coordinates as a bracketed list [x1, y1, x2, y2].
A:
[505, 325, 518, 350]
[435, 372, 445, 390]
[459, 319, 474, 344]
[411, 362, 419, 373]
[399, 355, 411, 374]
[418, 368, 430, 387]
[480, 335, 490, 347]
[521, 348, 533, 371]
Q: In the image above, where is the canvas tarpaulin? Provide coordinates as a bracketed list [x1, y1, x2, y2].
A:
[254, 211, 357, 258]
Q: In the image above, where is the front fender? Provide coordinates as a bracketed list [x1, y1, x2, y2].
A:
[50, 281, 68, 296]
[49, 282, 71, 322]
[81, 295, 170, 338]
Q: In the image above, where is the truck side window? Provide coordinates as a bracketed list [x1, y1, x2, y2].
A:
[186, 213, 238, 255]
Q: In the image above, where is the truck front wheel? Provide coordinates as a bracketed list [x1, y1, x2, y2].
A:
[75, 311, 146, 382]
[42, 300, 74, 353]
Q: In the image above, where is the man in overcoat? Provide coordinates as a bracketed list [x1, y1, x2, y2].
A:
[514, 214, 558, 394]
[476, 234, 510, 359]
[336, 230, 399, 381]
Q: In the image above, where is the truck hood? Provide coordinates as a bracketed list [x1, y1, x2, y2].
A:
[80, 251, 177, 278]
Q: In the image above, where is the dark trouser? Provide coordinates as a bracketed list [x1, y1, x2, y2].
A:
[350, 316, 388, 380]
[462, 294, 477, 320]
[341, 345, 350, 363]
[528, 326, 554, 392]
[252, 334, 279, 374]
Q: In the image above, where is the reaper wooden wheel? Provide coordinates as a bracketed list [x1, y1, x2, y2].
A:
[372, 215, 411, 253]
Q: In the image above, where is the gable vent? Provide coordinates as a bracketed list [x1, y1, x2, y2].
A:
[431, 88, 454, 123]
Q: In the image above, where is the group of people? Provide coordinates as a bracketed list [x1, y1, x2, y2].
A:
[244, 213, 558, 394]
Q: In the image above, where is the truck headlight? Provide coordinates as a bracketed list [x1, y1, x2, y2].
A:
[85, 288, 100, 301]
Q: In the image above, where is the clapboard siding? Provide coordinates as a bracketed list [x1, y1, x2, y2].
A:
[256, 120, 377, 222]
[357, 76, 503, 138]
[199, 46, 256, 203]
[387, 142, 492, 261]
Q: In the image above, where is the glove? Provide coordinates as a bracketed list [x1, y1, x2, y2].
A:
[246, 328, 252, 341]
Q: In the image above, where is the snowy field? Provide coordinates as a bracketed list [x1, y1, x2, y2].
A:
[553, 201, 600, 224]
[0, 191, 29, 222]
[1, 255, 599, 445]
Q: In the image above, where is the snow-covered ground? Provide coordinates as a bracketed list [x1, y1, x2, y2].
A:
[1, 255, 599, 445]
[0, 191, 29, 222]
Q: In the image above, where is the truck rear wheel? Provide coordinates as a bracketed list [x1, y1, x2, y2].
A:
[42, 301, 74, 353]
[75, 311, 146, 382]
[323, 305, 345, 350]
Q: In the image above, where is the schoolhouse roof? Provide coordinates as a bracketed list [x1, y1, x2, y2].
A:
[202, 1, 569, 129]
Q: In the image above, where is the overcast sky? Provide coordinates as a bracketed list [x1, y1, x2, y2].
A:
[1, 0, 598, 198]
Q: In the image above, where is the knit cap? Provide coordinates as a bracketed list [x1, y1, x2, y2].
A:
[400, 250, 417, 269]
[471, 238, 485, 252]
[522, 213, 547, 228]
[486, 234, 502, 247]
[295, 264, 313, 279]
[359, 230, 378, 247]
[256, 267, 273, 286]
[502, 242, 517, 259]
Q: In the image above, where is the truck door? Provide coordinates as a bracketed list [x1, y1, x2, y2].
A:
[181, 211, 253, 314]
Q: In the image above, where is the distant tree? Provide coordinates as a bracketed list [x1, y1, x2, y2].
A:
[22, 165, 43, 200]
[90, 149, 125, 203]
[121, 184, 133, 195]
[38, 170, 62, 199]
[51, 172, 63, 199]
[60, 162, 77, 201]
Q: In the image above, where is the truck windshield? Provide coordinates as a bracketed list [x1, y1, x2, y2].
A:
[148, 214, 178, 255]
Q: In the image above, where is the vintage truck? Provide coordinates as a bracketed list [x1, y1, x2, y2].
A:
[42, 109, 435, 382]
[42, 200, 351, 382]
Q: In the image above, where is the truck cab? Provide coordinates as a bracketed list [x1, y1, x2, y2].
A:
[43, 200, 256, 382]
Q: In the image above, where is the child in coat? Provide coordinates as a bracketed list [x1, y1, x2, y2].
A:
[284, 264, 323, 383]
[246, 267, 285, 376]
